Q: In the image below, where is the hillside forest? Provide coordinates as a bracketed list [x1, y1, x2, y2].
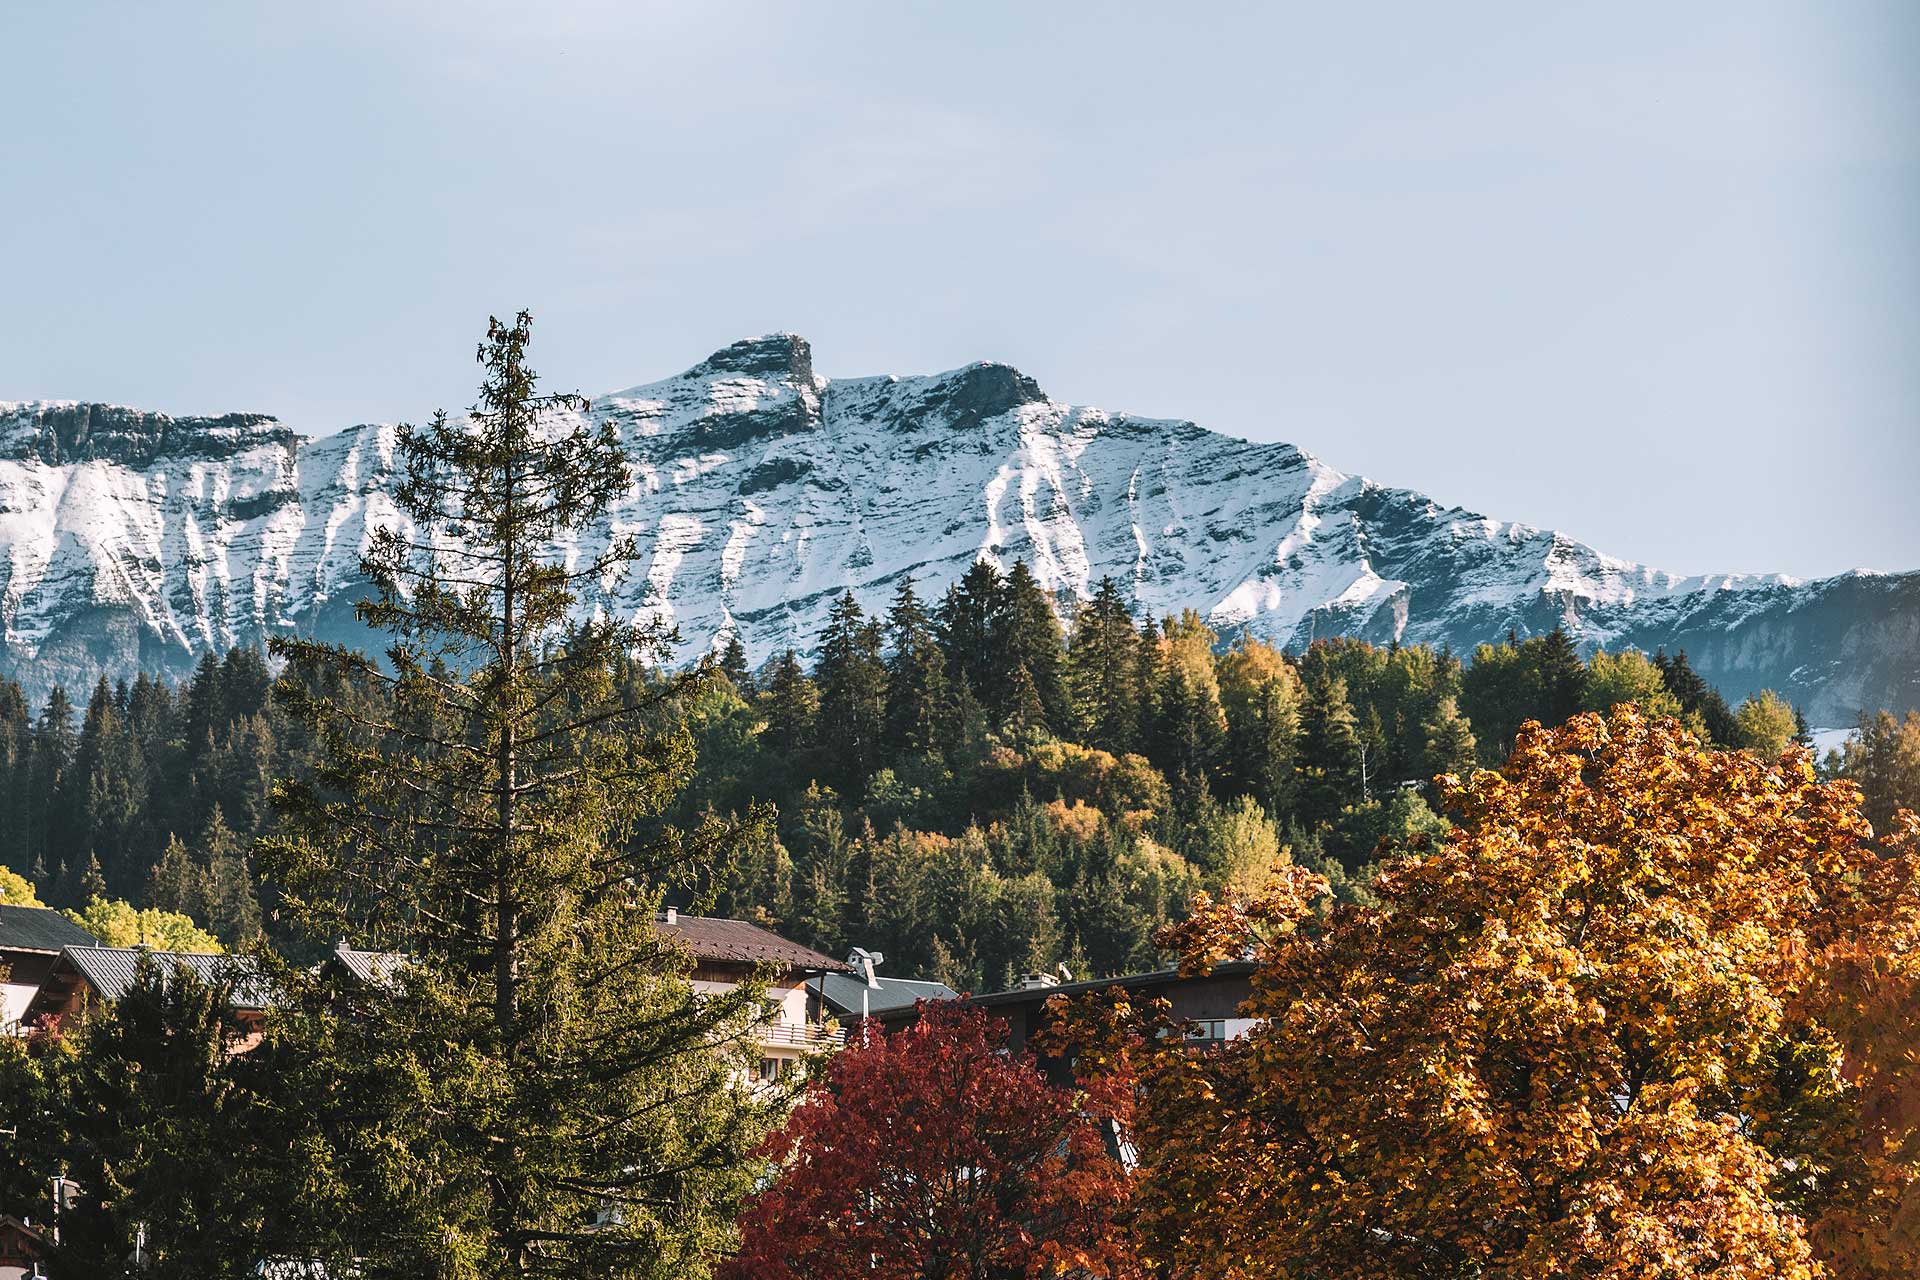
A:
[3, 574, 1914, 993]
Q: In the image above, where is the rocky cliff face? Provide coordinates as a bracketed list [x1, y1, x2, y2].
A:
[3, 335, 1914, 725]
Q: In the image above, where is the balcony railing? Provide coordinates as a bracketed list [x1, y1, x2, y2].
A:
[758, 1020, 846, 1049]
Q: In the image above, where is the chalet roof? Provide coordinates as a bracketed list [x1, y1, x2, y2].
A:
[808, 971, 957, 1018]
[657, 913, 851, 973]
[58, 945, 278, 1010]
[0, 904, 97, 954]
[328, 943, 408, 987]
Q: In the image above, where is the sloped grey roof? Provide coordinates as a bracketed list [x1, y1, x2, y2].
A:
[329, 944, 408, 987]
[657, 914, 851, 972]
[61, 945, 277, 1010]
[809, 971, 957, 1018]
[0, 904, 97, 953]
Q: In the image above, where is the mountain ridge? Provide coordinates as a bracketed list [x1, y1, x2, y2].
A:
[2, 334, 1914, 724]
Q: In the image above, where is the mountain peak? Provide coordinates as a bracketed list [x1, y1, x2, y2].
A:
[926, 361, 1048, 424]
[0, 345, 1913, 726]
[691, 334, 815, 385]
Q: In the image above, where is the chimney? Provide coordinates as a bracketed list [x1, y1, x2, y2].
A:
[661, 906, 677, 926]
[1017, 972, 1059, 991]
[847, 946, 884, 988]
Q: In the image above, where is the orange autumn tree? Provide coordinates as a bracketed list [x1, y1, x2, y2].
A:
[1053, 706, 1920, 1279]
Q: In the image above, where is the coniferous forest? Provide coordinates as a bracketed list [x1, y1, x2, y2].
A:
[4, 565, 1913, 992]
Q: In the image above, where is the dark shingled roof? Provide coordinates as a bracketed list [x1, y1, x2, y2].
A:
[0, 904, 98, 953]
[808, 971, 957, 1018]
[657, 914, 851, 973]
[59, 945, 278, 1010]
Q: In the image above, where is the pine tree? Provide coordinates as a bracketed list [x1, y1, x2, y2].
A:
[1297, 674, 1364, 829]
[1422, 695, 1478, 782]
[718, 632, 752, 694]
[881, 576, 948, 760]
[936, 560, 1009, 717]
[1655, 648, 1739, 745]
[146, 833, 201, 918]
[261, 313, 771, 1276]
[1001, 561, 1069, 733]
[1065, 577, 1143, 754]
[1537, 626, 1588, 727]
[815, 592, 888, 794]
[0, 680, 33, 875]
[758, 649, 818, 762]
[31, 686, 78, 878]
[197, 806, 261, 945]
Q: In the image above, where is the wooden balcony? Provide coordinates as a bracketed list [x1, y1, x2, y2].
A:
[758, 1020, 846, 1050]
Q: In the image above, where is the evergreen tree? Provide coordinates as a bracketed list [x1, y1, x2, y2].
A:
[1536, 626, 1589, 727]
[815, 592, 888, 794]
[1000, 561, 1069, 733]
[1421, 694, 1478, 782]
[758, 649, 818, 765]
[1654, 649, 1739, 745]
[31, 686, 78, 880]
[196, 806, 261, 945]
[936, 560, 1008, 717]
[1065, 577, 1143, 754]
[881, 576, 948, 761]
[1297, 674, 1364, 829]
[261, 313, 770, 1276]
[0, 680, 33, 875]
[146, 833, 200, 918]
[718, 632, 752, 694]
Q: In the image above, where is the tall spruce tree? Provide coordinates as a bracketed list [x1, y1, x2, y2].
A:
[936, 560, 1008, 717]
[881, 576, 948, 760]
[1001, 561, 1069, 733]
[1065, 577, 1143, 754]
[815, 592, 888, 794]
[718, 632, 752, 694]
[1297, 674, 1364, 829]
[1654, 648, 1739, 745]
[261, 314, 771, 1277]
[1536, 626, 1589, 728]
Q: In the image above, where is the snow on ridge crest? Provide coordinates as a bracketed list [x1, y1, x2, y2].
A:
[0, 337, 1912, 726]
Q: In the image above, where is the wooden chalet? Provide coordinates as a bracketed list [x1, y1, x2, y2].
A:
[0, 905, 98, 1032]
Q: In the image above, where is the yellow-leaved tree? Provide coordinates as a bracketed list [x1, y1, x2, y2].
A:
[0, 863, 43, 906]
[1054, 706, 1920, 1279]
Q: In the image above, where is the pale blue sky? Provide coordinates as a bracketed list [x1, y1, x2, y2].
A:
[2, 2, 1914, 578]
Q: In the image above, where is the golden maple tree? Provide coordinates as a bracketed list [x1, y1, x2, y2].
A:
[1051, 706, 1920, 1279]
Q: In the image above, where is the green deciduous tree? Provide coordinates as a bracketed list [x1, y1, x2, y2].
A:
[1734, 689, 1800, 757]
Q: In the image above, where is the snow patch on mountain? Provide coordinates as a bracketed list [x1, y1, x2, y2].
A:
[1, 337, 1915, 725]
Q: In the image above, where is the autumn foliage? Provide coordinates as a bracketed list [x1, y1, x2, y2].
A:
[723, 999, 1138, 1280]
[1052, 706, 1920, 1279]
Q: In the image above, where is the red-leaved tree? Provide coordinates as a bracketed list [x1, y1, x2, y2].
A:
[722, 1000, 1138, 1280]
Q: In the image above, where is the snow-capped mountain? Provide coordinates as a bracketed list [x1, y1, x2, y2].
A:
[3, 335, 1915, 724]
